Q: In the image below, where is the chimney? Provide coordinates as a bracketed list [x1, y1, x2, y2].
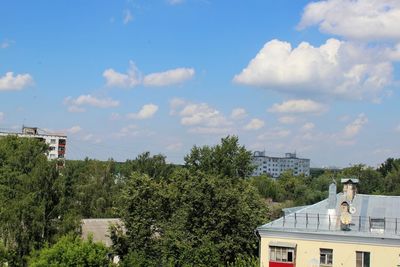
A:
[341, 178, 359, 202]
[327, 182, 337, 209]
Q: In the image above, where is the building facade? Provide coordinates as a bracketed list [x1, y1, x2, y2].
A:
[0, 126, 67, 166]
[252, 151, 310, 178]
[256, 179, 400, 267]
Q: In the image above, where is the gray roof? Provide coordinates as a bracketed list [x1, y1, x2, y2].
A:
[81, 218, 123, 247]
[258, 193, 400, 243]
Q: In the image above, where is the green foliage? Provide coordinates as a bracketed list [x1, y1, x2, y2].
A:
[62, 159, 120, 219]
[184, 136, 254, 179]
[0, 136, 78, 265]
[120, 152, 176, 180]
[28, 235, 111, 266]
[113, 137, 266, 266]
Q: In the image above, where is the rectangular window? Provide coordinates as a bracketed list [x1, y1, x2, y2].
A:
[269, 246, 295, 263]
[320, 248, 333, 266]
[356, 251, 370, 267]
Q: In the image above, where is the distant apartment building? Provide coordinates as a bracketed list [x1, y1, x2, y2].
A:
[256, 179, 400, 267]
[0, 126, 67, 167]
[252, 151, 310, 178]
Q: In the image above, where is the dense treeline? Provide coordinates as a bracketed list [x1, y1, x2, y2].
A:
[0, 135, 399, 266]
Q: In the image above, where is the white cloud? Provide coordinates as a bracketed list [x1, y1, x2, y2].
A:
[258, 128, 291, 140]
[123, 9, 133, 24]
[298, 0, 400, 41]
[0, 112, 4, 121]
[103, 62, 195, 88]
[67, 125, 82, 134]
[171, 99, 232, 134]
[0, 72, 33, 91]
[231, 108, 247, 120]
[180, 102, 230, 127]
[342, 113, 368, 139]
[395, 124, 400, 133]
[269, 99, 327, 114]
[103, 61, 141, 88]
[233, 39, 393, 101]
[244, 118, 265, 131]
[143, 68, 195, 87]
[127, 104, 159, 120]
[64, 95, 119, 109]
[110, 112, 121, 121]
[278, 116, 298, 124]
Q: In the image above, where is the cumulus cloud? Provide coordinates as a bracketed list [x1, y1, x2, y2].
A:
[234, 39, 393, 101]
[123, 9, 133, 24]
[269, 99, 327, 114]
[244, 118, 265, 130]
[67, 125, 82, 134]
[104, 62, 195, 88]
[103, 61, 141, 88]
[341, 113, 368, 139]
[143, 68, 195, 87]
[64, 95, 119, 110]
[170, 99, 232, 134]
[180, 103, 230, 127]
[127, 104, 159, 120]
[231, 108, 247, 120]
[0, 72, 34, 91]
[298, 0, 400, 41]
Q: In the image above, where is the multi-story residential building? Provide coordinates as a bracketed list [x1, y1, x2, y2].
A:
[0, 126, 67, 167]
[256, 179, 400, 267]
[252, 151, 310, 178]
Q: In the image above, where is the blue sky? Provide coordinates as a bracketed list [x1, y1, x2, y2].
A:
[1, 0, 400, 167]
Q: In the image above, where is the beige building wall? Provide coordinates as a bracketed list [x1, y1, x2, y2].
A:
[260, 236, 400, 267]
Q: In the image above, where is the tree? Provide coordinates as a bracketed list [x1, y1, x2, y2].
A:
[121, 152, 175, 181]
[184, 136, 254, 179]
[0, 136, 77, 265]
[63, 159, 120, 218]
[113, 169, 266, 266]
[28, 235, 111, 266]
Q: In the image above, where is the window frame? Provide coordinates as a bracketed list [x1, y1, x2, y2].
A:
[356, 251, 370, 267]
[269, 246, 295, 263]
[320, 248, 333, 267]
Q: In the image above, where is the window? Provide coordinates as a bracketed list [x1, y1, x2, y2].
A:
[356, 251, 370, 267]
[320, 249, 333, 266]
[50, 139, 56, 144]
[269, 246, 295, 263]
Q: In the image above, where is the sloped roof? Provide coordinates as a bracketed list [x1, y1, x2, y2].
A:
[81, 218, 123, 247]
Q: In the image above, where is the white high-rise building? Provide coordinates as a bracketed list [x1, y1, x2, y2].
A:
[252, 151, 310, 178]
[0, 126, 67, 167]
